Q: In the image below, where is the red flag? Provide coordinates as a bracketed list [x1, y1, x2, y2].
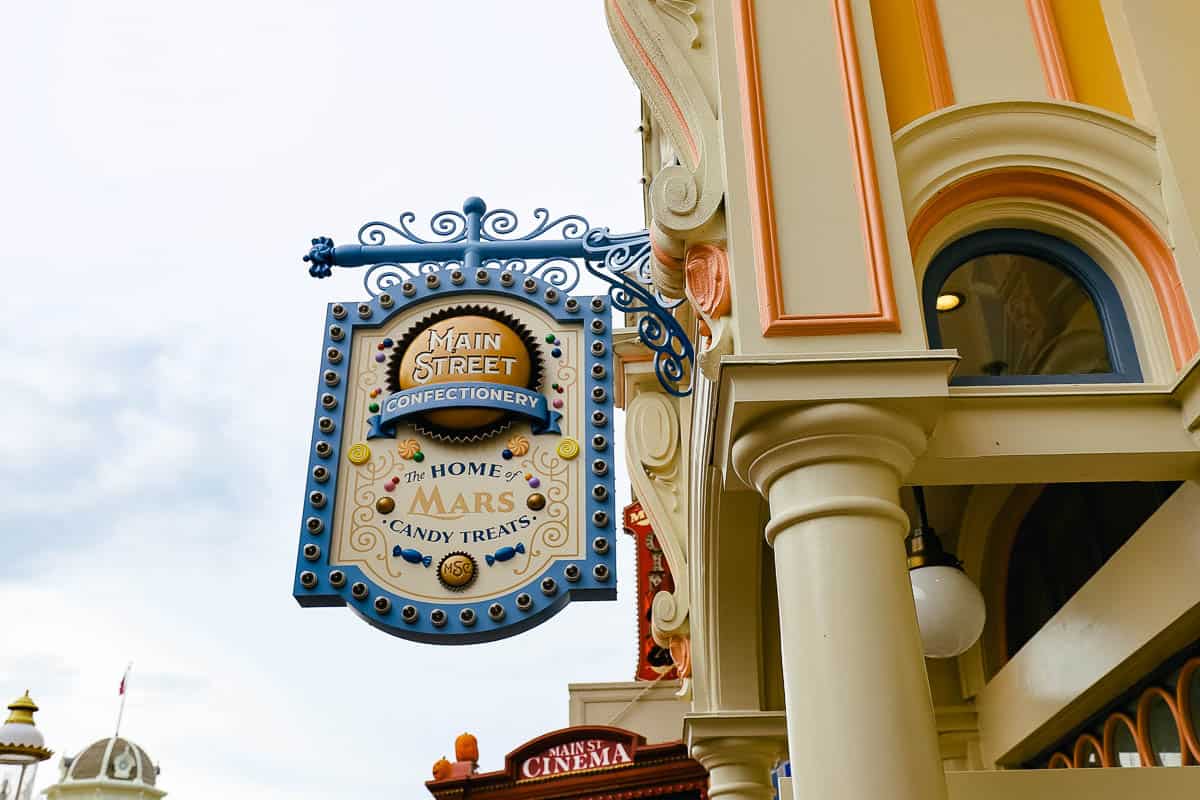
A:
[119, 664, 131, 696]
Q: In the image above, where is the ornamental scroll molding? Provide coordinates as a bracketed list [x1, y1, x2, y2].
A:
[684, 242, 733, 377]
[605, 0, 725, 297]
[625, 390, 690, 650]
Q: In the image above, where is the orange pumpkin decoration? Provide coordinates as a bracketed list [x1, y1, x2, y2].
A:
[432, 757, 451, 780]
[455, 732, 479, 763]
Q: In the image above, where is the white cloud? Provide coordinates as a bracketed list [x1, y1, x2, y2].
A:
[1, 2, 650, 798]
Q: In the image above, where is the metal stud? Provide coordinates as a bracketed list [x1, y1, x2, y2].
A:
[303, 543, 321, 561]
[312, 465, 330, 483]
[357, 303, 372, 319]
[590, 319, 606, 334]
[402, 281, 416, 297]
[373, 596, 392, 614]
[564, 564, 582, 583]
[315, 441, 332, 459]
[350, 581, 368, 600]
[323, 370, 339, 387]
[459, 608, 477, 626]
[402, 604, 419, 623]
[329, 569, 346, 588]
[592, 485, 609, 502]
[309, 490, 327, 508]
[306, 516, 324, 535]
[540, 577, 558, 596]
[592, 564, 610, 581]
[591, 434, 607, 451]
[425, 273, 440, 289]
[591, 387, 608, 404]
[299, 571, 317, 588]
[591, 410, 608, 427]
[590, 363, 606, 379]
[590, 297, 605, 312]
[544, 288, 559, 304]
[516, 593, 533, 611]
[331, 303, 347, 320]
[592, 537, 610, 555]
[591, 459, 609, 476]
[592, 510, 609, 528]
[488, 603, 505, 621]
[379, 293, 394, 309]
[318, 417, 336, 434]
[321, 393, 338, 410]
[329, 325, 344, 341]
[451, 270, 465, 285]
[499, 271, 515, 287]
[522, 277, 537, 293]
[475, 269, 490, 284]
[590, 341, 607, 357]
[565, 298, 580, 313]
[430, 608, 447, 627]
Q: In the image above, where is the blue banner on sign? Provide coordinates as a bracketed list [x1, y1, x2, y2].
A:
[366, 382, 562, 439]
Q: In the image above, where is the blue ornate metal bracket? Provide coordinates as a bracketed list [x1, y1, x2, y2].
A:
[304, 197, 694, 396]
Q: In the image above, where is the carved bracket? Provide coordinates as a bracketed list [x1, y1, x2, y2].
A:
[684, 243, 733, 376]
[606, 0, 725, 286]
[625, 391, 690, 648]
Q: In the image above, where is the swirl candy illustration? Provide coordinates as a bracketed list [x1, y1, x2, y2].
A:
[485, 542, 526, 566]
[346, 442, 372, 465]
[507, 434, 530, 457]
[391, 546, 433, 568]
[556, 438, 580, 460]
[397, 439, 421, 459]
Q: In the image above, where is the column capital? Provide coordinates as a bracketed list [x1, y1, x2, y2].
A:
[731, 402, 929, 499]
[684, 711, 788, 764]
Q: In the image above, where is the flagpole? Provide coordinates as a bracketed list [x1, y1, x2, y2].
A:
[114, 662, 132, 739]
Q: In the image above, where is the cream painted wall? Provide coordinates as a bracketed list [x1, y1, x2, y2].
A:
[976, 481, 1200, 765]
[935, 0, 1045, 105]
[713, 0, 927, 357]
[567, 680, 688, 744]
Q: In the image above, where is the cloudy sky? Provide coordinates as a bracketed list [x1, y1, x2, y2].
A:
[1, 2, 647, 796]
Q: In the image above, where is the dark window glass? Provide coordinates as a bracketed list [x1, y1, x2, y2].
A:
[937, 253, 1111, 377]
[1005, 481, 1181, 658]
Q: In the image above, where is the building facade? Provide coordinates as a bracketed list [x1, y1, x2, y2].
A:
[591, 2, 1200, 799]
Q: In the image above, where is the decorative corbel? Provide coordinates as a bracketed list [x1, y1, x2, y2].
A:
[625, 390, 690, 651]
[683, 243, 733, 377]
[605, 0, 725, 297]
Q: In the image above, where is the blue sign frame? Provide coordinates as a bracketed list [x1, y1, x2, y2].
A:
[294, 265, 616, 644]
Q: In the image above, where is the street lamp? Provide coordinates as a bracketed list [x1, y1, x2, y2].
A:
[0, 692, 52, 800]
[906, 487, 987, 658]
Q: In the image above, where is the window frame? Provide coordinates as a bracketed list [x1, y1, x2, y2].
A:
[922, 228, 1143, 384]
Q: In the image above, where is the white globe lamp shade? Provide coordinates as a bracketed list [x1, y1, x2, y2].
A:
[910, 565, 986, 658]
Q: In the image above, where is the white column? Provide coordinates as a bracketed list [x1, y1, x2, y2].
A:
[732, 403, 947, 800]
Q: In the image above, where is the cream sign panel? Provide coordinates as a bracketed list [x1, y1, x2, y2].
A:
[294, 270, 617, 643]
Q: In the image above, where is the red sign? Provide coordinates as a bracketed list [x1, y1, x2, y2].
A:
[623, 502, 678, 681]
[518, 738, 634, 779]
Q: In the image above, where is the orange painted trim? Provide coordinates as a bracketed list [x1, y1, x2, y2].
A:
[1026, 0, 1076, 101]
[1072, 733, 1103, 768]
[735, 0, 900, 336]
[908, 168, 1200, 369]
[607, 0, 700, 168]
[1177, 657, 1200, 763]
[1135, 686, 1192, 766]
[651, 238, 684, 272]
[1047, 752, 1073, 768]
[1101, 712, 1142, 767]
[913, 0, 954, 109]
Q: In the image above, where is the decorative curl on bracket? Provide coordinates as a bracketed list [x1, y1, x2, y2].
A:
[606, 0, 724, 241]
[359, 210, 468, 246]
[480, 208, 591, 242]
[626, 391, 690, 646]
[584, 229, 695, 397]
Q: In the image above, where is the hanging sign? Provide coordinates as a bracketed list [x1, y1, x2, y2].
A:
[293, 261, 617, 643]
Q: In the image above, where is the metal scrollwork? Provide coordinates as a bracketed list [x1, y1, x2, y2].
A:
[303, 197, 695, 396]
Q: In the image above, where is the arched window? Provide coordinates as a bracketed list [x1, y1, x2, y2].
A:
[923, 229, 1142, 384]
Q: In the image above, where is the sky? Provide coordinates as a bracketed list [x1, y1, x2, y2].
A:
[1, 2, 647, 797]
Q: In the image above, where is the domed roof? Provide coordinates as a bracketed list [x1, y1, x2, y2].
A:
[0, 691, 53, 763]
[63, 737, 157, 786]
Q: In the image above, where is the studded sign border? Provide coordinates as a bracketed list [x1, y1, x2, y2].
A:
[293, 267, 616, 644]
